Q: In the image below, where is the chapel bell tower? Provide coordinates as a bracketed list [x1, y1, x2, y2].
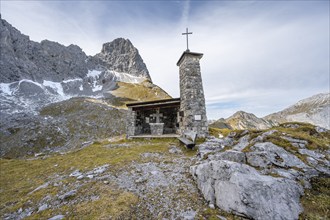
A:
[177, 28, 208, 138]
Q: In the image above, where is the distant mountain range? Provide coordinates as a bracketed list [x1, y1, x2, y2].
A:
[210, 93, 330, 130]
[0, 17, 169, 115]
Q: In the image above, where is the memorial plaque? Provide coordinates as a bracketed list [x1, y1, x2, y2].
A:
[194, 115, 201, 121]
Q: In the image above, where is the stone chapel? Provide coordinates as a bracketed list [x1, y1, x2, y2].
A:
[126, 32, 208, 138]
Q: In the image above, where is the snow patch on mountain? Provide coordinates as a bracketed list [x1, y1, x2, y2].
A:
[43, 80, 66, 97]
[87, 70, 103, 78]
[92, 84, 103, 92]
[1, 80, 44, 96]
[63, 78, 83, 83]
[110, 71, 146, 83]
[84, 69, 146, 92]
[0, 79, 76, 115]
[19, 79, 44, 89]
[86, 69, 146, 84]
[0, 83, 13, 95]
[0, 68, 148, 115]
[87, 70, 102, 92]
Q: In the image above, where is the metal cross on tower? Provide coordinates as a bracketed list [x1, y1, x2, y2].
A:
[182, 28, 192, 52]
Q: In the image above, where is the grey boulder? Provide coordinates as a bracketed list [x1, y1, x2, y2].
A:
[248, 142, 308, 169]
[208, 150, 246, 164]
[191, 160, 303, 220]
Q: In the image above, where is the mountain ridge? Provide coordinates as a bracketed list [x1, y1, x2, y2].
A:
[264, 93, 330, 129]
[0, 17, 151, 83]
[210, 110, 274, 130]
[226, 110, 274, 130]
[0, 17, 167, 115]
[210, 93, 329, 130]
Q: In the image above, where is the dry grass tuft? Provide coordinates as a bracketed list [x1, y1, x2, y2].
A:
[300, 177, 330, 219]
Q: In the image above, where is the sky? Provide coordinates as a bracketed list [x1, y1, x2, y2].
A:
[1, 0, 329, 119]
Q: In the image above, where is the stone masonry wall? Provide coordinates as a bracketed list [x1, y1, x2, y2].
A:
[126, 108, 136, 137]
[178, 52, 208, 138]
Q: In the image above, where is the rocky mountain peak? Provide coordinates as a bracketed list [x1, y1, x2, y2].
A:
[231, 110, 254, 118]
[294, 93, 329, 108]
[211, 111, 273, 130]
[228, 111, 261, 123]
[94, 38, 151, 81]
[226, 111, 273, 130]
[101, 38, 133, 54]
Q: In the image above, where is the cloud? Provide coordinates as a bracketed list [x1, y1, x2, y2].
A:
[1, 1, 329, 119]
[180, 0, 190, 27]
[189, 1, 329, 118]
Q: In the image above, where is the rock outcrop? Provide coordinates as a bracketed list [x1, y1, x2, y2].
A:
[191, 123, 330, 219]
[191, 160, 303, 220]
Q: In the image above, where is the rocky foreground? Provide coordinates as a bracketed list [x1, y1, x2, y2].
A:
[193, 123, 329, 219]
[1, 139, 210, 220]
[1, 123, 329, 219]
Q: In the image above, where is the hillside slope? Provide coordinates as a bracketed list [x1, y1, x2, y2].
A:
[0, 97, 127, 158]
[264, 93, 330, 129]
